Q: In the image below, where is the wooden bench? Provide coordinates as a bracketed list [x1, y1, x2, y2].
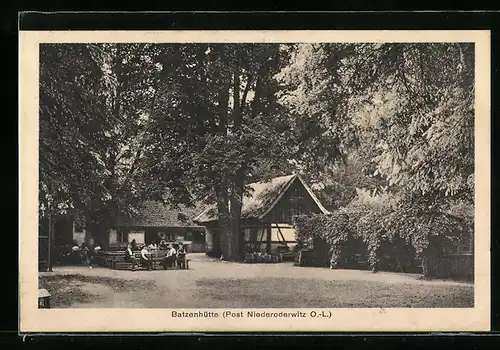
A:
[99, 251, 141, 270]
[100, 250, 190, 271]
[91, 252, 108, 267]
[111, 251, 161, 270]
[113, 257, 191, 270]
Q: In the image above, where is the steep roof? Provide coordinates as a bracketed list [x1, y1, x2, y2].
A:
[193, 174, 330, 224]
[117, 201, 204, 228]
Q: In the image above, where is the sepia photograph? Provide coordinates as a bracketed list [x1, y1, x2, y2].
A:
[19, 30, 490, 332]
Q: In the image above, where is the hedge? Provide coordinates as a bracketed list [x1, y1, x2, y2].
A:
[294, 208, 473, 274]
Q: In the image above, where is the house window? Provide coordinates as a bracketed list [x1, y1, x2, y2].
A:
[288, 182, 308, 220]
[289, 191, 304, 219]
[117, 229, 128, 243]
[158, 232, 174, 241]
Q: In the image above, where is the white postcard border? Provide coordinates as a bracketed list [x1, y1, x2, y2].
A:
[19, 30, 491, 332]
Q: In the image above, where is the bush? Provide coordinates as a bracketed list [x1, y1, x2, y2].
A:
[295, 202, 473, 276]
[294, 213, 366, 268]
[244, 252, 280, 264]
[356, 207, 473, 274]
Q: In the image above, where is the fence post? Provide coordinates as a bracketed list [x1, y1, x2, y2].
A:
[47, 215, 53, 272]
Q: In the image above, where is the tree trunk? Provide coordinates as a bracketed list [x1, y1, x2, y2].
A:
[216, 184, 230, 259]
[214, 75, 231, 259]
[47, 214, 53, 272]
[230, 180, 243, 260]
[228, 63, 243, 261]
[266, 225, 272, 254]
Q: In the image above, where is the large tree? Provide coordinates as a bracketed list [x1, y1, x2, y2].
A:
[40, 44, 109, 221]
[142, 44, 298, 260]
[276, 43, 474, 209]
[39, 43, 166, 238]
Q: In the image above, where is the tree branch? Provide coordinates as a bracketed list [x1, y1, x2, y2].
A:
[240, 73, 254, 112]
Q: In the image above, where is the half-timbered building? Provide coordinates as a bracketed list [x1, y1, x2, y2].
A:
[193, 174, 330, 257]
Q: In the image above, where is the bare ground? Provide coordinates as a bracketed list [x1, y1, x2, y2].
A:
[39, 253, 474, 308]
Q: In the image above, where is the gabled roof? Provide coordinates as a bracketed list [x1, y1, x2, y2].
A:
[117, 200, 204, 228]
[193, 174, 330, 224]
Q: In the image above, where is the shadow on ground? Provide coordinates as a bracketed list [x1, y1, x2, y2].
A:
[39, 274, 156, 308]
[195, 277, 474, 308]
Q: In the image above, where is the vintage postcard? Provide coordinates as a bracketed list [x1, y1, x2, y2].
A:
[19, 30, 490, 332]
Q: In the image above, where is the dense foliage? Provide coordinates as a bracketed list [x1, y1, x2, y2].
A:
[295, 206, 472, 273]
[39, 44, 166, 231]
[277, 43, 474, 209]
[39, 42, 475, 266]
[294, 213, 365, 268]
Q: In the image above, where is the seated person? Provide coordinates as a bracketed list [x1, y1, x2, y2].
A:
[161, 244, 177, 269]
[124, 244, 137, 271]
[159, 239, 168, 250]
[140, 245, 153, 270]
[148, 241, 158, 250]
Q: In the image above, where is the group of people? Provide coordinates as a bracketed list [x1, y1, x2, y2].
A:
[68, 242, 102, 267]
[124, 240, 187, 271]
[62, 239, 187, 271]
[145, 239, 170, 250]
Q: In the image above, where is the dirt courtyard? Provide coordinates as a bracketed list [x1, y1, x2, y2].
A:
[39, 253, 474, 308]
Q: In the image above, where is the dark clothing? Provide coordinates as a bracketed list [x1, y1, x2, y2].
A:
[131, 240, 138, 251]
[70, 251, 81, 265]
[177, 253, 187, 269]
[80, 247, 90, 265]
[140, 257, 153, 270]
[124, 255, 137, 270]
[162, 256, 176, 269]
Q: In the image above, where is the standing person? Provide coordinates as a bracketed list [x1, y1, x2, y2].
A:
[130, 239, 138, 252]
[92, 244, 102, 266]
[80, 243, 90, 266]
[177, 244, 187, 269]
[140, 245, 153, 270]
[124, 244, 137, 271]
[159, 239, 167, 250]
[169, 244, 177, 264]
[71, 242, 81, 265]
[161, 244, 177, 269]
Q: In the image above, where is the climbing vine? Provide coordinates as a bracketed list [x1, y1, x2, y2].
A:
[294, 213, 365, 267]
[356, 208, 473, 271]
[295, 208, 473, 273]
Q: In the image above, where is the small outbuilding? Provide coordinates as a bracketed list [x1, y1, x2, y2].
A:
[108, 201, 207, 252]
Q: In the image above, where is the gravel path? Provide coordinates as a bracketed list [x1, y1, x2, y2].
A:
[39, 253, 473, 308]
